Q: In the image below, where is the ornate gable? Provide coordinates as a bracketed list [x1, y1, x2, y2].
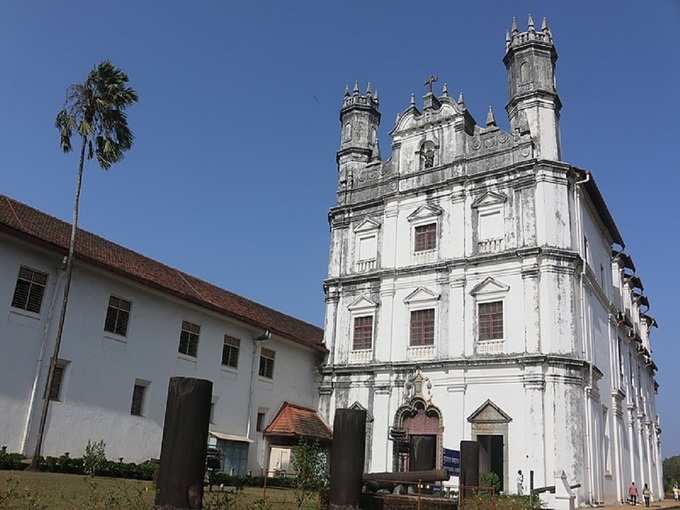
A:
[467, 399, 512, 423]
[469, 277, 510, 296]
[471, 191, 507, 209]
[403, 287, 440, 304]
[407, 203, 443, 222]
[348, 295, 378, 311]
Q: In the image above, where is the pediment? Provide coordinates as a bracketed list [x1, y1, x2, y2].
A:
[391, 101, 462, 136]
[469, 277, 510, 296]
[467, 399, 512, 423]
[407, 203, 443, 222]
[349, 401, 374, 422]
[403, 287, 440, 304]
[348, 295, 378, 311]
[471, 191, 507, 209]
[354, 218, 381, 233]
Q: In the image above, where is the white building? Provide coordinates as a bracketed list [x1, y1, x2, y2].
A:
[319, 17, 663, 505]
[0, 194, 327, 475]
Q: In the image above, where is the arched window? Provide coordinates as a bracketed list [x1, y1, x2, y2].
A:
[344, 123, 352, 141]
[519, 61, 529, 83]
[419, 141, 436, 170]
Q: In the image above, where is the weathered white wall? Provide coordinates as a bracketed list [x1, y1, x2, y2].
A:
[0, 233, 320, 472]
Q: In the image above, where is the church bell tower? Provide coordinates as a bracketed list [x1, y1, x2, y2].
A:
[336, 82, 380, 195]
[504, 15, 562, 161]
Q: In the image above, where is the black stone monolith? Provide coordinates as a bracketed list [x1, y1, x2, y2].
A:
[155, 377, 212, 510]
[460, 440, 480, 498]
[329, 408, 366, 510]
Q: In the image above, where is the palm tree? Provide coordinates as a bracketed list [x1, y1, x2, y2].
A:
[29, 61, 138, 469]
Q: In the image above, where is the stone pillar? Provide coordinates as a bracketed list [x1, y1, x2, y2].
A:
[155, 377, 212, 510]
[523, 372, 546, 487]
[370, 383, 391, 472]
[521, 259, 540, 353]
[329, 408, 367, 510]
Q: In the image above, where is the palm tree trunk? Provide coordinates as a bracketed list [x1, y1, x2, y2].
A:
[29, 135, 87, 469]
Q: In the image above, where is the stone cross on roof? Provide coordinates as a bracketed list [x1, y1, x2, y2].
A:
[424, 74, 438, 94]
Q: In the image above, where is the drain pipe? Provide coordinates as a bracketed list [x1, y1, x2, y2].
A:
[575, 172, 596, 505]
[245, 329, 271, 440]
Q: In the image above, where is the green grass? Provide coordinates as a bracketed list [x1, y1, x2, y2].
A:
[0, 470, 321, 509]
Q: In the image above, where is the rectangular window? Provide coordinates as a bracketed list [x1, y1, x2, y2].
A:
[104, 296, 131, 336]
[222, 335, 240, 368]
[353, 316, 373, 350]
[48, 364, 65, 401]
[209, 401, 216, 424]
[409, 309, 435, 346]
[11, 266, 48, 314]
[358, 235, 377, 261]
[258, 348, 275, 379]
[478, 301, 503, 341]
[256, 411, 266, 432]
[478, 210, 503, 240]
[178, 321, 200, 357]
[130, 383, 147, 416]
[414, 223, 437, 252]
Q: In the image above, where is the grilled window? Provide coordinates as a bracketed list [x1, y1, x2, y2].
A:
[48, 364, 65, 401]
[178, 321, 200, 357]
[414, 223, 437, 252]
[104, 296, 131, 336]
[258, 348, 275, 379]
[11, 266, 48, 314]
[478, 301, 503, 341]
[222, 335, 240, 368]
[409, 309, 435, 346]
[130, 383, 147, 416]
[353, 316, 373, 350]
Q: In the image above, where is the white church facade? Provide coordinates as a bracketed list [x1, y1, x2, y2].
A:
[0, 195, 327, 475]
[318, 17, 663, 505]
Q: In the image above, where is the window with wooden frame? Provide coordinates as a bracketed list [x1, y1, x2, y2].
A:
[258, 348, 275, 379]
[409, 309, 435, 346]
[11, 266, 48, 314]
[256, 411, 267, 432]
[478, 301, 503, 341]
[414, 223, 437, 252]
[178, 321, 200, 357]
[130, 382, 147, 416]
[222, 335, 240, 368]
[104, 296, 131, 336]
[352, 315, 373, 351]
[48, 363, 66, 401]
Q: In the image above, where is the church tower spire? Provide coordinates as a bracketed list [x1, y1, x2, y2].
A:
[337, 82, 381, 194]
[504, 15, 562, 160]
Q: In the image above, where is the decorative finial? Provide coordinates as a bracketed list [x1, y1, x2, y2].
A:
[458, 90, 465, 104]
[374, 87, 379, 101]
[528, 14, 535, 31]
[442, 82, 448, 96]
[395, 112, 401, 124]
[344, 84, 349, 97]
[424, 74, 438, 94]
[366, 82, 373, 95]
[541, 17, 548, 31]
[353, 81, 360, 95]
[410, 92, 416, 106]
[511, 16, 518, 34]
[486, 105, 497, 127]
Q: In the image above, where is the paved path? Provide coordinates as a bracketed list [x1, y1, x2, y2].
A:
[599, 500, 680, 510]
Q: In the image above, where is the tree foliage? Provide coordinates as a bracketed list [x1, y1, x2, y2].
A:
[290, 439, 328, 510]
[55, 60, 138, 169]
[83, 440, 107, 477]
[663, 455, 680, 493]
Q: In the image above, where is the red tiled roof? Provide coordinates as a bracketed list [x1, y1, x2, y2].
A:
[264, 402, 332, 440]
[0, 195, 325, 353]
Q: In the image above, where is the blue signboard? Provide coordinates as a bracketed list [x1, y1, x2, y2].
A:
[443, 448, 460, 477]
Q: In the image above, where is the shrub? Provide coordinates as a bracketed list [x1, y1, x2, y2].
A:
[0, 452, 27, 471]
[83, 440, 107, 476]
[291, 439, 329, 510]
[480, 471, 502, 493]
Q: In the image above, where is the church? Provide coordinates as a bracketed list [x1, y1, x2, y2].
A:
[318, 16, 663, 505]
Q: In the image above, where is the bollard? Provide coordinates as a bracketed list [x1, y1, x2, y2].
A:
[329, 408, 366, 510]
[155, 377, 212, 510]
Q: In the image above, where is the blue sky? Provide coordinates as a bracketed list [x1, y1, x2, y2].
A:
[1, 2, 678, 455]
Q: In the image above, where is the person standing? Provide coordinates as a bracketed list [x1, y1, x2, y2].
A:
[628, 482, 638, 505]
[517, 470, 524, 496]
[673, 482, 679, 501]
[642, 484, 651, 507]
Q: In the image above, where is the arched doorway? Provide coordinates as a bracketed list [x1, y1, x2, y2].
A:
[390, 370, 443, 472]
